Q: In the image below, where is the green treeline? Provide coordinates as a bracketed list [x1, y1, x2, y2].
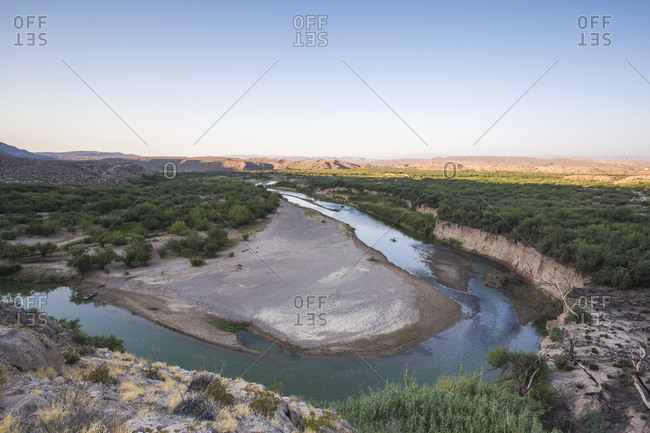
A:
[275, 174, 650, 289]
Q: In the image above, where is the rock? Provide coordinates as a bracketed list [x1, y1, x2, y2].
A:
[0, 327, 63, 372]
[278, 400, 303, 428]
[0, 394, 48, 419]
[235, 416, 285, 433]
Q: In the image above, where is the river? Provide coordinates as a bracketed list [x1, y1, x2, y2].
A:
[0, 189, 543, 401]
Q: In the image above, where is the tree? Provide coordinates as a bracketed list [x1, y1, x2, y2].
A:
[93, 247, 117, 270]
[228, 205, 255, 227]
[34, 241, 57, 257]
[123, 238, 152, 267]
[66, 251, 94, 276]
[170, 220, 192, 236]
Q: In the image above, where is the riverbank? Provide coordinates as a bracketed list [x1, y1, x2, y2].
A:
[22, 200, 461, 356]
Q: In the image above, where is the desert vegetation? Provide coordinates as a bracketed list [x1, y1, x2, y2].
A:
[0, 173, 280, 276]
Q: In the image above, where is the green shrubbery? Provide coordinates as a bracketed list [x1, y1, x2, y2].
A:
[549, 327, 564, 342]
[335, 373, 559, 433]
[0, 174, 280, 272]
[487, 347, 556, 409]
[56, 317, 125, 352]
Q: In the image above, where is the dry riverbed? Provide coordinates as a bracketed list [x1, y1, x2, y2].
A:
[27, 201, 461, 356]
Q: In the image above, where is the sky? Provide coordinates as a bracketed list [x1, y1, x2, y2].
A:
[1, 0, 649, 158]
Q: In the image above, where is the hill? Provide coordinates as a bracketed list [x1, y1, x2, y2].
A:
[0, 155, 148, 187]
[0, 142, 52, 160]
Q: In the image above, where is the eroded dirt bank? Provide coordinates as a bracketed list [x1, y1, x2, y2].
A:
[433, 220, 587, 297]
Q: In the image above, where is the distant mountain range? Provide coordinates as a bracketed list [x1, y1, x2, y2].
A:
[1, 142, 649, 178]
[36, 150, 139, 161]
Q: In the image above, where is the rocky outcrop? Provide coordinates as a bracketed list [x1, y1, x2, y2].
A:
[0, 303, 356, 433]
[433, 220, 587, 297]
[0, 327, 64, 373]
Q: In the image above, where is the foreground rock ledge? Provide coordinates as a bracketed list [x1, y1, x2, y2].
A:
[0, 327, 356, 433]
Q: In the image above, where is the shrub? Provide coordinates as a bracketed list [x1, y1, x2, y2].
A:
[123, 237, 152, 267]
[204, 381, 235, 406]
[170, 220, 192, 236]
[190, 256, 205, 267]
[580, 409, 604, 432]
[250, 389, 281, 418]
[144, 366, 162, 381]
[62, 349, 81, 365]
[305, 411, 340, 431]
[85, 366, 115, 386]
[173, 393, 217, 421]
[487, 348, 556, 408]
[335, 373, 559, 433]
[554, 355, 570, 371]
[157, 246, 168, 258]
[188, 373, 214, 390]
[613, 359, 633, 369]
[588, 363, 599, 371]
[90, 334, 125, 352]
[0, 263, 21, 276]
[549, 327, 564, 342]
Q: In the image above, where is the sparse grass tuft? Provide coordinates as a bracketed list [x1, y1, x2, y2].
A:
[0, 413, 26, 433]
[34, 366, 58, 380]
[215, 408, 239, 432]
[37, 388, 129, 433]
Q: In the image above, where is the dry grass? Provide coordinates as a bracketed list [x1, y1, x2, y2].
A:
[118, 378, 144, 402]
[166, 389, 184, 410]
[36, 388, 128, 433]
[233, 403, 252, 418]
[106, 360, 126, 377]
[159, 376, 185, 393]
[120, 353, 134, 361]
[34, 366, 58, 380]
[214, 408, 239, 432]
[62, 365, 84, 381]
[0, 413, 26, 433]
[144, 391, 160, 406]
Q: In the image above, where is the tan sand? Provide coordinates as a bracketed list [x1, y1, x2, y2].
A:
[43, 200, 461, 356]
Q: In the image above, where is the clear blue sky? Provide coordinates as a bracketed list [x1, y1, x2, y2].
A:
[1, 0, 649, 158]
